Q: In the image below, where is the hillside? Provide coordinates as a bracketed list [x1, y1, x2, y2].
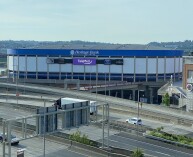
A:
[148, 40, 193, 55]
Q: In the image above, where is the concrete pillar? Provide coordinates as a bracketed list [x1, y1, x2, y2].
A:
[149, 88, 153, 104]
[64, 82, 67, 89]
[76, 80, 80, 90]
[121, 90, 124, 98]
[132, 90, 136, 101]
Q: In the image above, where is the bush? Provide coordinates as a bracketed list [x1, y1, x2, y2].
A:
[156, 126, 164, 132]
[148, 129, 193, 146]
[69, 130, 93, 146]
[189, 141, 193, 146]
[131, 148, 144, 157]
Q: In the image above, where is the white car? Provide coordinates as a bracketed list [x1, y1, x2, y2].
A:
[126, 117, 142, 125]
[0, 133, 19, 145]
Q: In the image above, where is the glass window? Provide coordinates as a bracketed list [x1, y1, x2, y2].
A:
[188, 70, 193, 78]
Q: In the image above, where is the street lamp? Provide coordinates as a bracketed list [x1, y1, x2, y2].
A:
[105, 73, 106, 98]
[22, 65, 26, 94]
[137, 89, 144, 118]
[43, 99, 46, 157]
[137, 88, 144, 151]
[13, 64, 19, 104]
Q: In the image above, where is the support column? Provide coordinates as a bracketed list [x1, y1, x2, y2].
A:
[121, 90, 124, 98]
[102, 104, 105, 148]
[132, 90, 136, 101]
[64, 81, 67, 89]
[76, 79, 80, 90]
[149, 88, 153, 104]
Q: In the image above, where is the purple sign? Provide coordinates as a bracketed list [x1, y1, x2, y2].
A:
[73, 58, 96, 65]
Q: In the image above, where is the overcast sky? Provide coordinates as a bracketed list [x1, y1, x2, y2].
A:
[0, 0, 193, 44]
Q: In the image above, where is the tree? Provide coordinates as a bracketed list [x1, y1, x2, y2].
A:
[131, 148, 144, 157]
[162, 93, 170, 106]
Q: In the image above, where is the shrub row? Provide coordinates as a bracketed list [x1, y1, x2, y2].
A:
[69, 130, 93, 146]
[149, 129, 193, 146]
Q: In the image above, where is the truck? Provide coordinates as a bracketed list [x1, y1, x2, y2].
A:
[53, 97, 97, 115]
[89, 101, 97, 115]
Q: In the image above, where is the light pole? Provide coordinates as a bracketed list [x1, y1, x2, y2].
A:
[137, 87, 144, 143]
[23, 66, 26, 94]
[13, 65, 19, 104]
[137, 89, 144, 119]
[137, 88, 144, 152]
[90, 67, 92, 91]
[105, 73, 106, 99]
[43, 99, 46, 157]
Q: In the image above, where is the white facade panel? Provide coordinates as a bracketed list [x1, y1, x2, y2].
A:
[18, 57, 26, 71]
[175, 57, 180, 73]
[8, 56, 14, 71]
[180, 58, 183, 72]
[123, 58, 134, 73]
[148, 58, 156, 73]
[73, 65, 84, 73]
[136, 58, 146, 74]
[158, 58, 165, 73]
[61, 64, 72, 72]
[49, 64, 59, 72]
[166, 58, 174, 73]
[13, 56, 19, 71]
[98, 65, 109, 73]
[27, 57, 36, 72]
[110, 65, 122, 73]
[85, 65, 97, 73]
[37, 57, 47, 71]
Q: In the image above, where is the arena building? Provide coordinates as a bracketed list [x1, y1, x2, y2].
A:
[7, 45, 183, 82]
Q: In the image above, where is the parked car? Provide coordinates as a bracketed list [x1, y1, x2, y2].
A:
[0, 133, 19, 145]
[126, 117, 142, 125]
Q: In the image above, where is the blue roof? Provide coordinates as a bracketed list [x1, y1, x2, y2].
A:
[7, 49, 183, 57]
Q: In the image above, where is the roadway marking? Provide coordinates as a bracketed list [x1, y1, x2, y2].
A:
[111, 134, 193, 156]
[153, 151, 171, 156]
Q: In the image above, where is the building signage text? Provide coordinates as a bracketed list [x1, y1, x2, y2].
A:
[70, 50, 99, 56]
[73, 58, 96, 65]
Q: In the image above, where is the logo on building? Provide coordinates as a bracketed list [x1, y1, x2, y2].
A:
[104, 59, 111, 65]
[46, 58, 54, 64]
[70, 50, 99, 56]
[70, 50, 75, 56]
[73, 58, 96, 65]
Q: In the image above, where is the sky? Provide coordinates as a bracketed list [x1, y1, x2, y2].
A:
[0, 0, 193, 44]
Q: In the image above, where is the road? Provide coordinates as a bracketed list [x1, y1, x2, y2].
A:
[0, 100, 193, 157]
[0, 136, 101, 157]
[1, 97, 192, 137]
[1, 82, 193, 122]
[101, 132, 193, 157]
[105, 111, 193, 136]
[1, 95, 193, 156]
